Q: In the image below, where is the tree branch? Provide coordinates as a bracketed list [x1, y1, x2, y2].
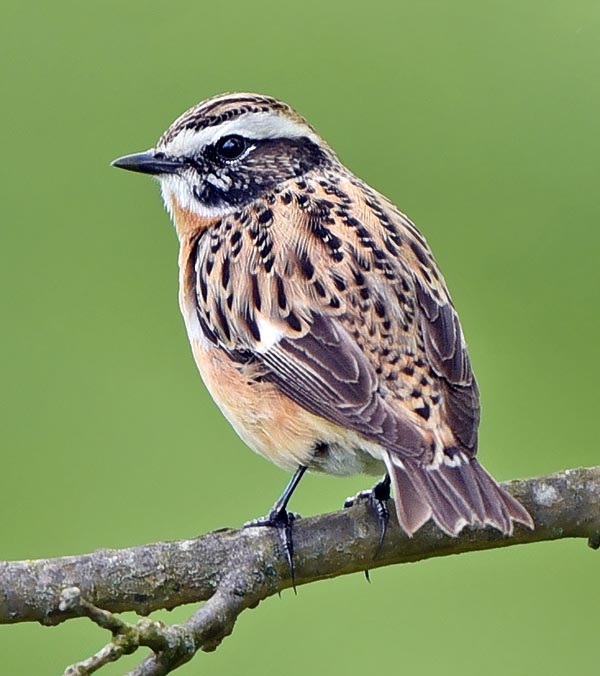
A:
[1, 466, 598, 675]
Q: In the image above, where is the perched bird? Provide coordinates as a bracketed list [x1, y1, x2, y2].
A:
[112, 92, 533, 542]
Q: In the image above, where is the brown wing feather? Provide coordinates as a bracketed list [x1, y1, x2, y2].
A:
[191, 171, 480, 461]
[412, 270, 479, 452]
[261, 315, 427, 457]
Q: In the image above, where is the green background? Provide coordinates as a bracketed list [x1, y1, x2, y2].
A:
[1, 1, 598, 674]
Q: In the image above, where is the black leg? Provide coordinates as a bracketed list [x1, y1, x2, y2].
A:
[371, 474, 391, 554]
[270, 464, 308, 516]
[344, 473, 391, 557]
[244, 465, 308, 589]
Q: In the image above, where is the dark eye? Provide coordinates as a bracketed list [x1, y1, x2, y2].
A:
[215, 135, 247, 161]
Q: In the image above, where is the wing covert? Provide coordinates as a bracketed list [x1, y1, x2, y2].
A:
[413, 273, 479, 451]
[188, 173, 480, 458]
[260, 314, 427, 457]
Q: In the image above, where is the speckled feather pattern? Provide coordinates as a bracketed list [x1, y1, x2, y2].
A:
[159, 93, 314, 146]
[129, 92, 534, 537]
[186, 168, 478, 464]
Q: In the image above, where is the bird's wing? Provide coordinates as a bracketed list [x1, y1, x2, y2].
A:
[190, 173, 478, 459]
[259, 313, 427, 457]
[412, 270, 479, 451]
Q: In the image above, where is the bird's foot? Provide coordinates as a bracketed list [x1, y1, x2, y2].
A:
[244, 508, 301, 590]
[344, 474, 391, 560]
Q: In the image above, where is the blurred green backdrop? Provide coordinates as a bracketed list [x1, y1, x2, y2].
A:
[1, 0, 599, 674]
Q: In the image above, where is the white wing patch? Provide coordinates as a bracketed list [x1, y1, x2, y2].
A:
[255, 317, 284, 351]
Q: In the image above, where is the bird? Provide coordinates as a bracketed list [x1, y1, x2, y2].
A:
[112, 92, 533, 547]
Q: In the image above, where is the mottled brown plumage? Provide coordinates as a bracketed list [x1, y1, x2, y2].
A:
[113, 92, 533, 537]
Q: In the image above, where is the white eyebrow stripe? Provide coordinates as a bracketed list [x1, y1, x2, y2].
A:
[159, 111, 319, 156]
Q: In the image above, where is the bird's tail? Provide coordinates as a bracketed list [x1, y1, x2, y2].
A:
[384, 452, 534, 537]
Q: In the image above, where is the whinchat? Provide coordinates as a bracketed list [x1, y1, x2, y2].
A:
[112, 93, 533, 542]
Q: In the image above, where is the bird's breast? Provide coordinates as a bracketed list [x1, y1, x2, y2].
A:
[185, 335, 383, 474]
[177, 240, 385, 475]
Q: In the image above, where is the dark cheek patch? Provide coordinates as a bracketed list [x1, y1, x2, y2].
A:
[193, 137, 329, 209]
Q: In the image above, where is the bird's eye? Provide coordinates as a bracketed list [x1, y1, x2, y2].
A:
[215, 135, 247, 161]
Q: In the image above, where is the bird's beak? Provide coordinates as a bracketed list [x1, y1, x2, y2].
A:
[111, 151, 182, 176]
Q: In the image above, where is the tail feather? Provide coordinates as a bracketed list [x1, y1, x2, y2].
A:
[420, 467, 472, 534]
[436, 458, 487, 524]
[386, 458, 432, 535]
[384, 452, 534, 537]
[469, 459, 512, 533]
[470, 459, 534, 531]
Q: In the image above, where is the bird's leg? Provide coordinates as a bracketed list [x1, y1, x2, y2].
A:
[344, 473, 391, 557]
[244, 465, 308, 589]
[245, 464, 307, 525]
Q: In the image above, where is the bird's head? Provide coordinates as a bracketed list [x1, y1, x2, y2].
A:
[112, 93, 336, 220]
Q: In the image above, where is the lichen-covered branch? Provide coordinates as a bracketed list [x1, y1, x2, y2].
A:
[0, 467, 598, 675]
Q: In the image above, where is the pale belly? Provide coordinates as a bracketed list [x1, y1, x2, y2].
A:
[188, 337, 385, 477]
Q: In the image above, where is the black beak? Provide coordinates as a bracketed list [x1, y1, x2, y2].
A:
[111, 151, 182, 175]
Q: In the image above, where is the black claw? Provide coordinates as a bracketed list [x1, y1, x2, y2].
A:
[345, 474, 391, 559]
[244, 508, 299, 591]
[372, 501, 389, 557]
[370, 476, 391, 556]
[243, 465, 308, 593]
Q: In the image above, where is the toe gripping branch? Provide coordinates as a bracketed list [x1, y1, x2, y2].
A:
[244, 466, 307, 591]
[245, 469, 392, 589]
[345, 474, 392, 578]
[370, 473, 392, 552]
